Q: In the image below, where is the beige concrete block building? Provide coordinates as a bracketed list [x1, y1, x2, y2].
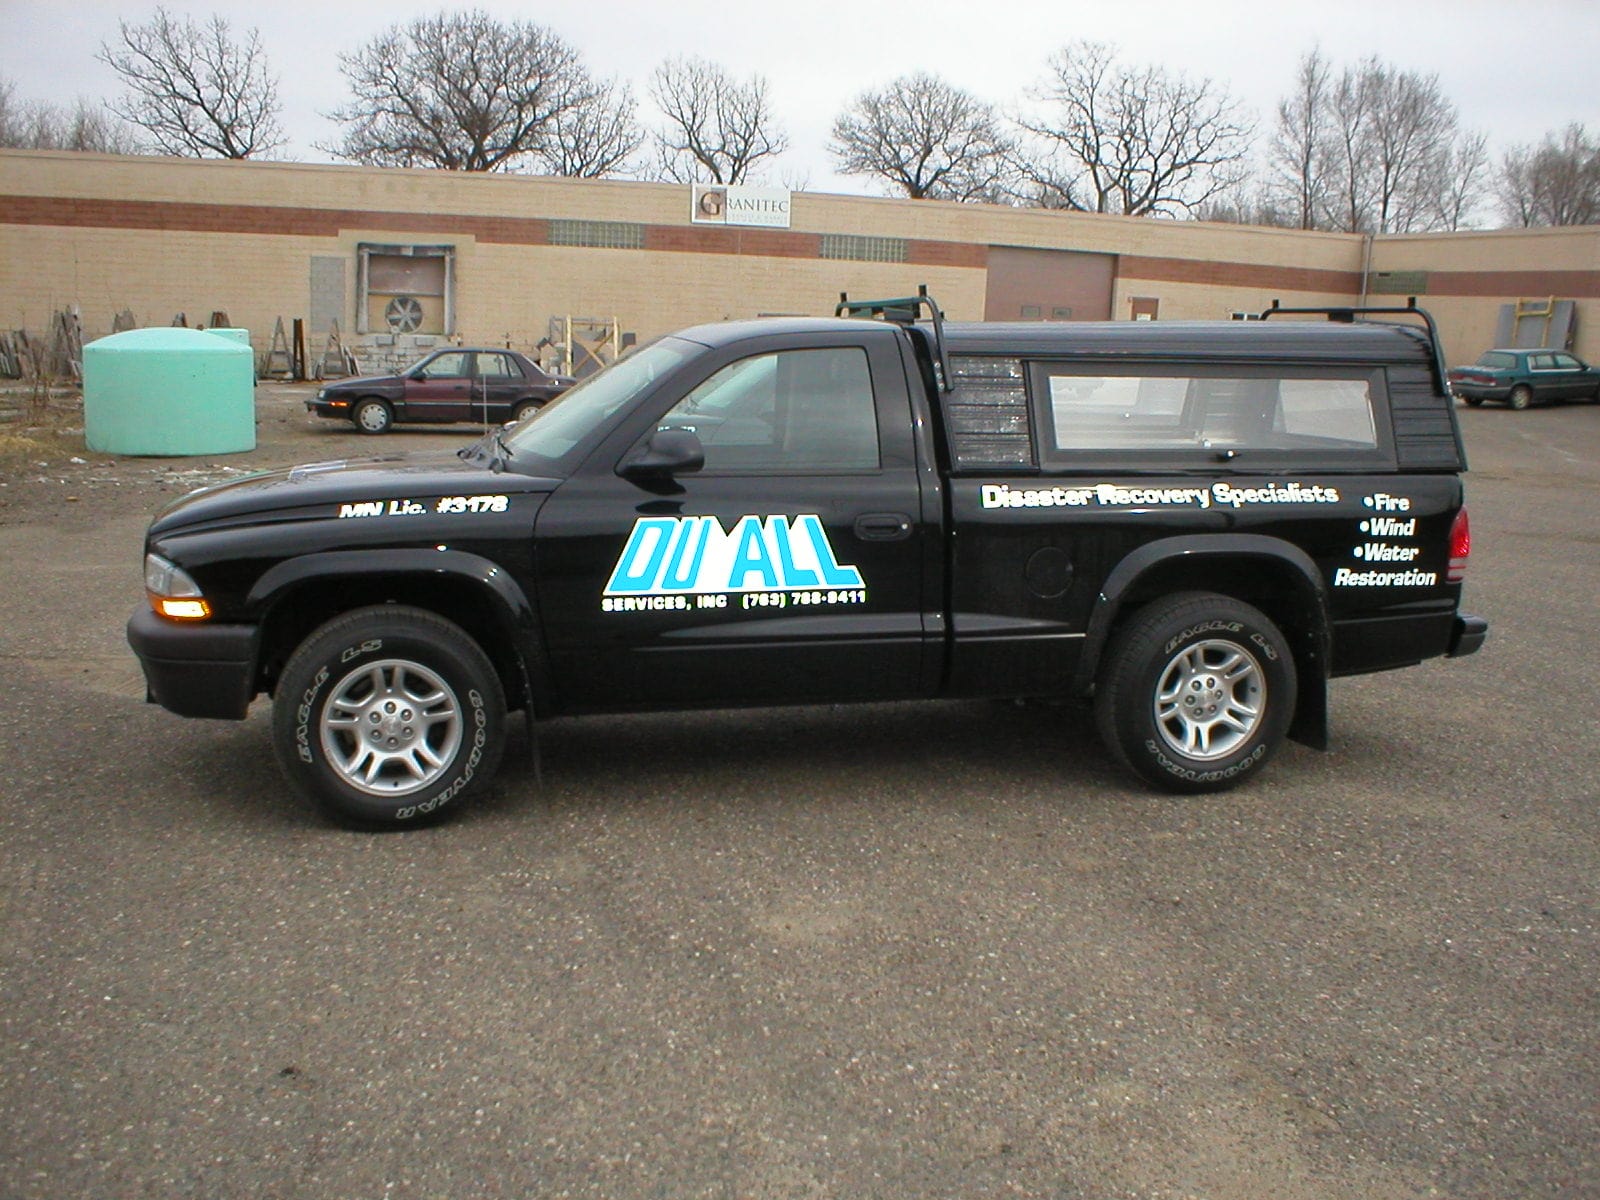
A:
[3, 149, 1597, 373]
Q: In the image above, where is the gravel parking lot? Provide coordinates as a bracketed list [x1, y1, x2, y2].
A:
[1, 386, 1596, 1199]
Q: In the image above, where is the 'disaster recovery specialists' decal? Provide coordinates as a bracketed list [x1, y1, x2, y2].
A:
[603, 515, 866, 613]
[978, 480, 1344, 511]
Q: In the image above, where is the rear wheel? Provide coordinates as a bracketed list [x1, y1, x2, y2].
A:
[353, 397, 393, 433]
[1095, 593, 1296, 793]
[1508, 384, 1533, 410]
[1463, 396, 1484, 407]
[273, 606, 505, 829]
[513, 399, 543, 423]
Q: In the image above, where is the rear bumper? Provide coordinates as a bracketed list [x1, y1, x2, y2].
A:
[1448, 614, 1489, 658]
[126, 608, 258, 719]
[1450, 383, 1509, 400]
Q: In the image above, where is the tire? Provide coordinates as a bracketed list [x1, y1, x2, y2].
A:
[1094, 592, 1296, 794]
[1463, 396, 1484, 407]
[1508, 384, 1533, 411]
[272, 606, 505, 829]
[353, 397, 393, 433]
[512, 399, 543, 423]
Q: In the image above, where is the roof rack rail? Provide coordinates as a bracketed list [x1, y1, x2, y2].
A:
[1260, 296, 1450, 397]
[837, 284, 952, 393]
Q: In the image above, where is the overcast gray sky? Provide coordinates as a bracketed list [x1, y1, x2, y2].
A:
[3, 0, 1597, 196]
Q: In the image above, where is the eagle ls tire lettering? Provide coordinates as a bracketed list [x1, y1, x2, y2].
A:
[272, 606, 505, 829]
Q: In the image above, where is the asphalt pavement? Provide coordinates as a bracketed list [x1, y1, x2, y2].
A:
[1, 389, 1595, 1199]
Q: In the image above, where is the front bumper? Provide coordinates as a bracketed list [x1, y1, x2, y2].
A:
[127, 608, 259, 719]
[1447, 613, 1489, 658]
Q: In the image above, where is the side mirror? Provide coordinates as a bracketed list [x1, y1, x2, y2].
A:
[621, 427, 705, 483]
[412, 369, 428, 382]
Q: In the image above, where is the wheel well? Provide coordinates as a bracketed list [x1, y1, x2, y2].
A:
[1114, 557, 1312, 640]
[255, 576, 529, 709]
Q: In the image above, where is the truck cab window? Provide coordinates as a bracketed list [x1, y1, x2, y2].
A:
[660, 347, 879, 472]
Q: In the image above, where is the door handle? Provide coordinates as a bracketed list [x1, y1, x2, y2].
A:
[854, 512, 913, 542]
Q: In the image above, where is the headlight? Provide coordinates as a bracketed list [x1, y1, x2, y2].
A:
[145, 553, 211, 620]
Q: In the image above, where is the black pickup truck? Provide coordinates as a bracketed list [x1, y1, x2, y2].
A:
[129, 291, 1486, 828]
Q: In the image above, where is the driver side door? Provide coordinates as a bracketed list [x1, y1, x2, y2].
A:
[534, 333, 931, 712]
[402, 350, 473, 421]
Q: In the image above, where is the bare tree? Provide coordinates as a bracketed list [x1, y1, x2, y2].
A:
[1015, 41, 1252, 216]
[0, 78, 18, 145]
[1258, 52, 1484, 233]
[1499, 124, 1600, 227]
[1358, 64, 1459, 234]
[1196, 185, 1296, 228]
[1314, 57, 1469, 233]
[1323, 64, 1376, 233]
[0, 78, 138, 153]
[45, 99, 139, 154]
[1433, 131, 1489, 231]
[650, 57, 787, 184]
[829, 72, 1012, 201]
[97, 8, 283, 158]
[1268, 48, 1336, 229]
[543, 78, 642, 178]
[327, 11, 611, 173]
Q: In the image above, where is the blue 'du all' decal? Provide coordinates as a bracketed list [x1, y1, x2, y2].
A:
[605, 514, 863, 595]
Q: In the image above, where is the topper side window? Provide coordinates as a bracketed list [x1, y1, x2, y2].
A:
[1032, 364, 1389, 467]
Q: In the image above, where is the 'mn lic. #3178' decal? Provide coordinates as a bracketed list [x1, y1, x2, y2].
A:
[603, 515, 866, 613]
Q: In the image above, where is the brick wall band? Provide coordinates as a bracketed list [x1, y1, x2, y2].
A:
[0, 192, 1355, 295]
[4, 150, 1597, 365]
[10, 191, 1592, 305]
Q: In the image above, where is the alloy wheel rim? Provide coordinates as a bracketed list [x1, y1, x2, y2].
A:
[1153, 639, 1265, 760]
[320, 658, 462, 795]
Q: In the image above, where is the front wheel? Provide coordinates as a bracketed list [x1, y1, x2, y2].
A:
[353, 397, 393, 433]
[273, 606, 506, 828]
[1095, 593, 1296, 793]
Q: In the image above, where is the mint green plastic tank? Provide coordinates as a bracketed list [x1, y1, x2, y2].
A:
[83, 327, 256, 455]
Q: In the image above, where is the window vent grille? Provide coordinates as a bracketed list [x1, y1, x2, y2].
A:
[549, 220, 646, 250]
[820, 234, 909, 263]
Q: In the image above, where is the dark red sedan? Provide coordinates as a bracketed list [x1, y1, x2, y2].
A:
[307, 347, 574, 433]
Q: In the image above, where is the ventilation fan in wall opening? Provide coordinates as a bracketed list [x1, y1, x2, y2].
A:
[385, 295, 424, 333]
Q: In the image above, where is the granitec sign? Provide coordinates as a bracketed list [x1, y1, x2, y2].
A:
[691, 184, 792, 229]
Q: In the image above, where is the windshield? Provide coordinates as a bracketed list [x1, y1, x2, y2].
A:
[502, 338, 695, 472]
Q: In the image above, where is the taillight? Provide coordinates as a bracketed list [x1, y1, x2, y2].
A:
[1447, 508, 1471, 583]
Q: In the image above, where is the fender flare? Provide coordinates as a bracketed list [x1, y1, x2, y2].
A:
[246, 548, 548, 706]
